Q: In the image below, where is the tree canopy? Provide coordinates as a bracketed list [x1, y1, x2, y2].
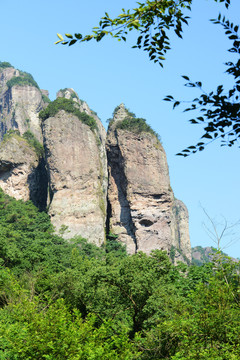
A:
[0, 190, 239, 358]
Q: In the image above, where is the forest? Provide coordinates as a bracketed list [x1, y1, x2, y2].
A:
[0, 189, 239, 359]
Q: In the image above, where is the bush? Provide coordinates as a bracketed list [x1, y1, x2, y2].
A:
[115, 116, 161, 141]
[0, 61, 12, 69]
[22, 131, 44, 158]
[2, 130, 44, 158]
[39, 97, 97, 131]
[2, 129, 20, 141]
[42, 94, 51, 103]
[6, 71, 39, 89]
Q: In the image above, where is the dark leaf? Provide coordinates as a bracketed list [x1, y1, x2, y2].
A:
[173, 101, 180, 109]
[69, 39, 77, 46]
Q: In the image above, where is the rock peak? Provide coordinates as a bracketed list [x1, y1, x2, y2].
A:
[113, 103, 129, 122]
[56, 88, 80, 103]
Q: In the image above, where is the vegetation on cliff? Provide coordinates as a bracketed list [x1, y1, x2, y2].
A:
[6, 71, 39, 89]
[2, 129, 44, 158]
[22, 130, 44, 157]
[39, 97, 97, 131]
[115, 116, 161, 141]
[0, 61, 12, 69]
[41, 93, 51, 103]
[0, 190, 239, 359]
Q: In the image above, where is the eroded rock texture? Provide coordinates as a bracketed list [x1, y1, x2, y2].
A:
[0, 67, 44, 142]
[106, 105, 191, 262]
[42, 109, 107, 245]
[0, 135, 47, 209]
[172, 199, 191, 264]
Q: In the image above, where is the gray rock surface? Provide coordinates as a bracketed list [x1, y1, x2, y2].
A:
[106, 104, 191, 262]
[0, 135, 47, 208]
[0, 67, 43, 142]
[42, 109, 107, 245]
[172, 199, 192, 264]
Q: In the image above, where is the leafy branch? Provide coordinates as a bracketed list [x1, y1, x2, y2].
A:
[56, 0, 192, 67]
[164, 13, 240, 155]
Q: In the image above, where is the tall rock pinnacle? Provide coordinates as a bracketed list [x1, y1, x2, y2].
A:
[0, 65, 45, 142]
[42, 89, 108, 245]
[106, 104, 191, 262]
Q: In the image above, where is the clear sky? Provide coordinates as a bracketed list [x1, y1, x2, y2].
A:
[1, 0, 239, 258]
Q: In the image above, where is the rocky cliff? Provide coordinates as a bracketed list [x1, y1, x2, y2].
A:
[106, 104, 191, 262]
[0, 65, 46, 142]
[0, 63, 191, 263]
[0, 132, 47, 210]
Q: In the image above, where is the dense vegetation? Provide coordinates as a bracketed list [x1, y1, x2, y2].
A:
[0, 61, 12, 69]
[6, 71, 39, 89]
[42, 93, 51, 103]
[115, 116, 161, 141]
[39, 97, 97, 131]
[22, 130, 44, 157]
[0, 190, 239, 359]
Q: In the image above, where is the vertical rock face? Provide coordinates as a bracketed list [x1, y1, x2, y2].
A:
[42, 106, 107, 245]
[172, 199, 192, 264]
[106, 104, 191, 261]
[0, 135, 47, 209]
[56, 88, 108, 204]
[0, 66, 44, 142]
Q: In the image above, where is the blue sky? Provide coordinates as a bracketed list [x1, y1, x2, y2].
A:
[1, 0, 240, 258]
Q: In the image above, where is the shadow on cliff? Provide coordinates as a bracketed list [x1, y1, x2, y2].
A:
[27, 157, 48, 211]
[107, 145, 137, 251]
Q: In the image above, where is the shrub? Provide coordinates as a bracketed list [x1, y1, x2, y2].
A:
[22, 131, 44, 158]
[2, 129, 20, 141]
[42, 94, 51, 103]
[115, 116, 161, 141]
[2, 130, 43, 158]
[0, 61, 12, 69]
[39, 97, 97, 131]
[6, 71, 39, 89]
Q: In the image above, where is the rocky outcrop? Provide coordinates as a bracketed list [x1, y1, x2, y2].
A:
[0, 134, 47, 209]
[0, 63, 191, 262]
[42, 108, 107, 245]
[0, 67, 44, 142]
[56, 88, 108, 203]
[106, 104, 191, 262]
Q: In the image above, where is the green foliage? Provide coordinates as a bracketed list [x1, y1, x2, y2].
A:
[56, 0, 236, 153]
[6, 71, 39, 89]
[105, 233, 127, 257]
[56, 1, 193, 67]
[0, 190, 238, 359]
[23, 130, 44, 157]
[39, 97, 97, 131]
[2, 130, 44, 158]
[0, 61, 12, 69]
[0, 297, 140, 359]
[42, 94, 51, 103]
[170, 245, 176, 263]
[115, 116, 161, 141]
[113, 105, 136, 118]
[2, 129, 20, 141]
[164, 9, 240, 154]
[59, 88, 80, 101]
